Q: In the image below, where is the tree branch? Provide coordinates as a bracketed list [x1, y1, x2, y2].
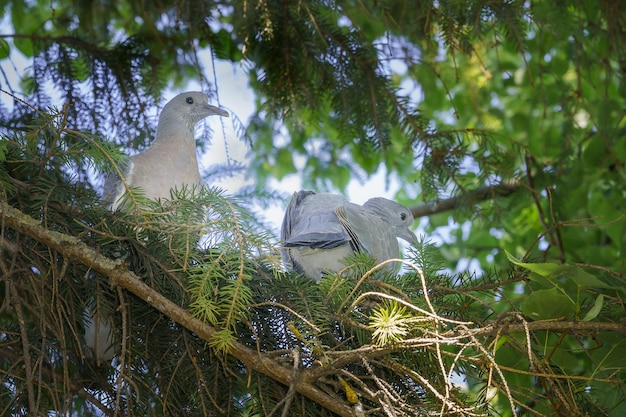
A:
[308, 316, 626, 379]
[410, 179, 523, 218]
[0, 202, 354, 417]
[5, 201, 623, 416]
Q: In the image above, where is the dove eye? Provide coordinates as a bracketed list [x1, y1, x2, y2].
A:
[186, 97, 194, 104]
[400, 212, 407, 221]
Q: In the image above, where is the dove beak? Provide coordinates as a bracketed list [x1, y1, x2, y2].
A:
[204, 104, 230, 117]
[399, 229, 418, 245]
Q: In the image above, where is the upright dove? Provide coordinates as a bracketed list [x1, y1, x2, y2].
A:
[104, 91, 229, 209]
[281, 190, 416, 281]
[85, 91, 229, 365]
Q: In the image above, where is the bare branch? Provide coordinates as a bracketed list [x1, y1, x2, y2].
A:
[410, 179, 523, 218]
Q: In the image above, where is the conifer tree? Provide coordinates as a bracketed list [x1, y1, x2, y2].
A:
[1, 1, 625, 416]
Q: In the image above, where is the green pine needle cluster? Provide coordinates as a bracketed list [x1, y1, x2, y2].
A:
[370, 302, 410, 346]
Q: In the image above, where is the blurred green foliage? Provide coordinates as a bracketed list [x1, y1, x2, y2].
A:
[0, 0, 625, 416]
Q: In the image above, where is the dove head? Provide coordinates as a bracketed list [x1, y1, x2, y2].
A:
[364, 197, 417, 244]
[158, 91, 229, 132]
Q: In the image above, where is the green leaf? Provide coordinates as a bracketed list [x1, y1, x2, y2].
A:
[19, 74, 37, 95]
[495, 339, 529, 368]
[506, 251, 569, 276]
[506, 250, 614, 289]
[550, 347, 583, 371]
[13, 36, 33, 57]
[569, 267, 615, 289]
[522, 288, 575, 320]
[582, 294, 603, 322]
[591, 333, 626, 371]
[0, 39, 10, 59]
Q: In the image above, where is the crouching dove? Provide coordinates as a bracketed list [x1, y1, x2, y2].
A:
[280, 190, 416, 281]
[85, 92, 229, 364]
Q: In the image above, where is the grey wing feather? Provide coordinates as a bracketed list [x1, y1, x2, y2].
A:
[282, 191, 351, 250]
[280, 190, 315, 243]
[337, 203, 399, 261]
[334, 205, 365, 253]
[280, 190, 315, 265]
[284, 231, 350, 250]
[102, 158, 132, 208]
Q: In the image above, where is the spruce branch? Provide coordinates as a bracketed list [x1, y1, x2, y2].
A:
[0, 202, 355, 417]
[4, 201, 624, 416]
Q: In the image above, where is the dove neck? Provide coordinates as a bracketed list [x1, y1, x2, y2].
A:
[149, 119, 199, 166]
[155, 114, 197, 145]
